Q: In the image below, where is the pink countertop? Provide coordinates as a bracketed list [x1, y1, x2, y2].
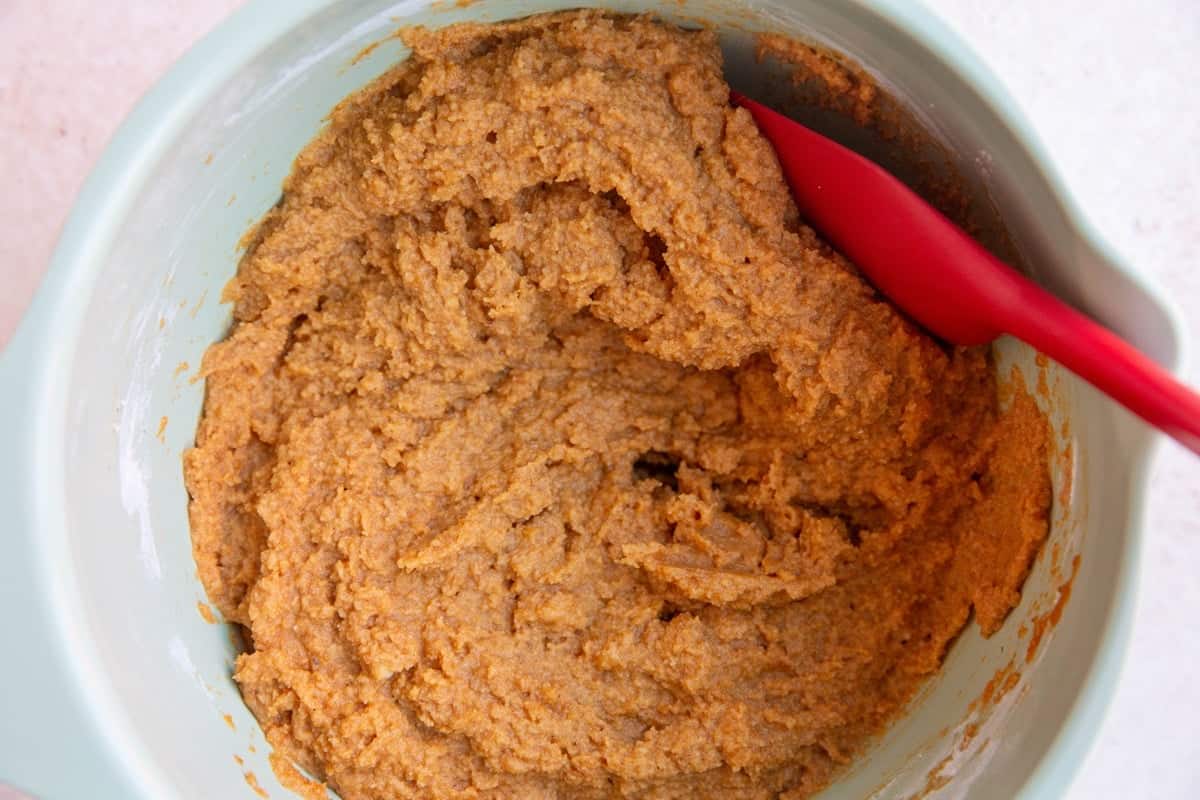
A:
[0, 0, 243, 344]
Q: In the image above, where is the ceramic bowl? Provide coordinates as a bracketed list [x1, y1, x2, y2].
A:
[0, 1, 1184, 798]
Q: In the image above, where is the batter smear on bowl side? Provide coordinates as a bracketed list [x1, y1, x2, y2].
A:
[185, 11, 1050, 799]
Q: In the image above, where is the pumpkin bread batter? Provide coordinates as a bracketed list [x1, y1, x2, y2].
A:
[185, 11, 1050, 799]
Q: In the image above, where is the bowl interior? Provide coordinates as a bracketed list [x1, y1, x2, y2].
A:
[15, 1, 1171, 798]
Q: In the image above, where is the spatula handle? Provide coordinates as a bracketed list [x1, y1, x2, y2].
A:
[1001, 275, 1200, 455]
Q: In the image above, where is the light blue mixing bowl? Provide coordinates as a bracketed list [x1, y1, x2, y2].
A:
[0, 1, 1184, 798]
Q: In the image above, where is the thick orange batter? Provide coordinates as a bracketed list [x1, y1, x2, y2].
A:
[185, 12, 1050, 799]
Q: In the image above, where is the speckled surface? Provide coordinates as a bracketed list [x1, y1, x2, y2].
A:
[0, 1, 1196, 797]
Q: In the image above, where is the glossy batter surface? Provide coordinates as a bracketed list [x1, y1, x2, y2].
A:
[185, 12, 1050, 799]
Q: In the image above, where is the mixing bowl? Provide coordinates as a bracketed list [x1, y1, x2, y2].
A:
[0, 1, 1184, 798]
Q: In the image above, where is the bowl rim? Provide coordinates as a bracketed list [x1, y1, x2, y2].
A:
[0, 0, 1185, 798]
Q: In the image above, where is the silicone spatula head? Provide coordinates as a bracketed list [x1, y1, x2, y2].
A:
[732, 90, 1200, 455]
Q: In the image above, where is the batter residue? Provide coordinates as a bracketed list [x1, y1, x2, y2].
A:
[185, 12, 1050, 799]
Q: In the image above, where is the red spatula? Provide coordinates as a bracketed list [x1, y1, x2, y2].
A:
[732, 91, 1200, 456]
